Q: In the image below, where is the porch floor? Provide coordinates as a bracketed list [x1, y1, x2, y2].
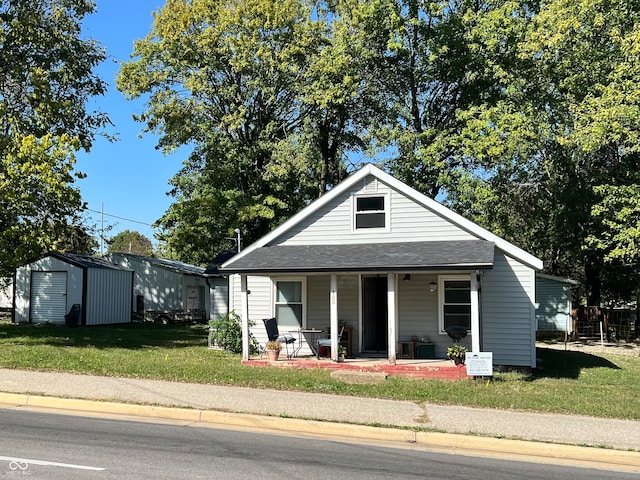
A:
[243, 356, 471, 380]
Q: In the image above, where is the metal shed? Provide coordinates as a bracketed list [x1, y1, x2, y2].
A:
[14, 253, 133, 325]
[108, 253, 212, 321]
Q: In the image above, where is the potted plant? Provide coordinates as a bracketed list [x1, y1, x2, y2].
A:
[337, 344, 347, 362]
[265, 340, 282, 361]
[447, 344, 467, 365]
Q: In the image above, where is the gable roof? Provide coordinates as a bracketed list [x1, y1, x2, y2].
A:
[221, 164, 543, 272]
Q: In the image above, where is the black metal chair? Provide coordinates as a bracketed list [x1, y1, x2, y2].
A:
[317, 325, 345, 360]
[262, 317, 296, 359]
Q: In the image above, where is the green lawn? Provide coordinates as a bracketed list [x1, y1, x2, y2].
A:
[0, 322, 639, 420]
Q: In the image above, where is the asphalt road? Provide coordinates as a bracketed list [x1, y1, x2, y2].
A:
[0, 408, 637, 480]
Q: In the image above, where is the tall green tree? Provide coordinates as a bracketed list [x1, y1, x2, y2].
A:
[433, 0, 640, 307]
[117, 0, 365, 263]
[588, 184, 640, 329]
[0, 0, 108, 276]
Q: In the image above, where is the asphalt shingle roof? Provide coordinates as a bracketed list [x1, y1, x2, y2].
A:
[220, 240, 494, 274]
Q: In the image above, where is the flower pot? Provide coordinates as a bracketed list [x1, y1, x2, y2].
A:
[452, 356, 464, 365]
[267, 350, 280, 361]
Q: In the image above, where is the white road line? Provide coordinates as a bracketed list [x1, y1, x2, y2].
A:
[0, 455, 105, 471]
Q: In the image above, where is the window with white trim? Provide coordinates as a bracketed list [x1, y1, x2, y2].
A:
[353, 193, 389, 230]
[439, 278, 471, 332]
[274, 279, 305, 330]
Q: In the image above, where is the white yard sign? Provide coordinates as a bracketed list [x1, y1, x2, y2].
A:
[465, 352, 493, 376]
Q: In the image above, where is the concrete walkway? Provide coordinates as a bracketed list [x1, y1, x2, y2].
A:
[0, 368, 639, 472]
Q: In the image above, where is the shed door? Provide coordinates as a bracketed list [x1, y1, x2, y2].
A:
[30, 271, 67, 324]
[186, 286, 203, 310]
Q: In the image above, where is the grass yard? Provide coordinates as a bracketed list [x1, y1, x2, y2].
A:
[0, 322, 639, 420]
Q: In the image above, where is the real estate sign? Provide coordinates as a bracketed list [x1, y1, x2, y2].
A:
[465, 352, 493, 376]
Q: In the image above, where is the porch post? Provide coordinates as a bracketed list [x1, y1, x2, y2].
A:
[330, 274, 339, 361]
[387, 273, 397, 364]
[240, 274, 250, 361]
[470, 271, 481, 352]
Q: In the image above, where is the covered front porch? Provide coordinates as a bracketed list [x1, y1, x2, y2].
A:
[234, 270, 483, 365]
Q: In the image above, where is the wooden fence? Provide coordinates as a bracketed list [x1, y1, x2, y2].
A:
[572, 306, 635, 341]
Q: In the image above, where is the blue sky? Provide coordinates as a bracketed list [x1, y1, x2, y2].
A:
[77, 1, 181, 251]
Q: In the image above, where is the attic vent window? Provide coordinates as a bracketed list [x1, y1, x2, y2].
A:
[362, 178, 378, 191]
[354, 194, 387, 229]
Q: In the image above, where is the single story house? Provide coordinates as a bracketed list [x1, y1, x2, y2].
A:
[535, 273, 578, 335]
[220, 163, 544, 369]
[14, 253, 133, 325]
[108, 253, 213, 321]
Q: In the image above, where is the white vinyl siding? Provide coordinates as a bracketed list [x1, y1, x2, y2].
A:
[272, 176, 476, 245]
[231, 275, 273, 346]
[209, 278, 229, 319]
[481, 253, 536, 367]
[307, 276, 330, 328]
[397, 274, 444, 356]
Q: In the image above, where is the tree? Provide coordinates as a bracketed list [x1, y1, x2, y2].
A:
[587, 184, 640, 333]
[117, 0, 359, 263]
[0, 0, 108, 276]
[108, 230, 153, 256]
[429, 0, 640, 308]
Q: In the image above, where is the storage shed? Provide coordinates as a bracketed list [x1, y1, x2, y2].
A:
[535, 273, 577, 334]
[108, 253, 213, 321]
[14, 253, 133, 325]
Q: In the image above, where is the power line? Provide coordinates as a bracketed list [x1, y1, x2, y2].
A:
[85, 208, 155, 227]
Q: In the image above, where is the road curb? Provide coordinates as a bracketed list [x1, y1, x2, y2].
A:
[1, 392, 639, 473]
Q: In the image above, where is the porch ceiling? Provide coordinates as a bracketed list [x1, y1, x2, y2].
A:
[219, 240, 494, 274]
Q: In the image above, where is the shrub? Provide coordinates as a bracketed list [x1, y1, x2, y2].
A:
[208, 312, 259, 355]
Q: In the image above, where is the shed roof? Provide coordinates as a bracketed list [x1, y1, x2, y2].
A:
[110, 253, 205, 276]
[49, 253, 131, 271]
[220, 240, 494, 274]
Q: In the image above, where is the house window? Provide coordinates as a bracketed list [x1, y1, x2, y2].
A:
[440, 278, 471, 332]
[274, 280, 304, 330]
[353, 194, 388, 230]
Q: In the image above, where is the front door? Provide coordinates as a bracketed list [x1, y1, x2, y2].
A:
[362, 276, 387, 352]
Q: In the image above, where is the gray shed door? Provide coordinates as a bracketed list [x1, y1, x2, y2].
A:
[30, 271, 68, 324]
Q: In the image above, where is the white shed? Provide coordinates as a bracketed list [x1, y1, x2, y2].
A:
[14, 253, 133, 325]
[536, 273, 577, 333]
[0, 278, 13, 309]
[108, 253, 212, 320]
